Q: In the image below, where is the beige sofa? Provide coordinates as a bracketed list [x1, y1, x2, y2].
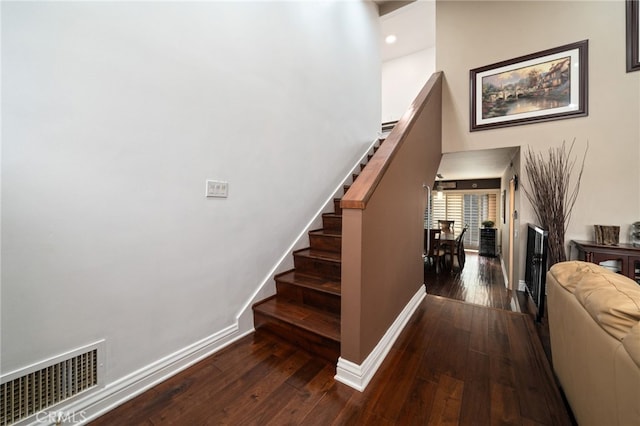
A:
[547, 261, 640, 426]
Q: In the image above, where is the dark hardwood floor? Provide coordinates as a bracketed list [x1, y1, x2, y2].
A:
[90, 291, 571, 425]
[425, 251, 523, 312]
[426, 251, 555, 363]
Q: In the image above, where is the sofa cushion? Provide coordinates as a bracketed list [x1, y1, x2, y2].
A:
[575, 272, 640, 341]
[623, 322, 640, 368]
[548, 261, 616, 293]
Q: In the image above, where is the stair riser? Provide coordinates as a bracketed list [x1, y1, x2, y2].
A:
[322, 215, 342, 231]
[254, 313, 339, 362]
[333, 198, 342, 214]
[309, 234, 341, 253]
[275, 282, 341, 315]
[293, 256, 341, 280]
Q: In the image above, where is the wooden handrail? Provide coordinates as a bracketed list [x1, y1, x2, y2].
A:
[341, 71, 443, 210]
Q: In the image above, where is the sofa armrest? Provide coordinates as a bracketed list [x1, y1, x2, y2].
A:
[547, 272, 640, 426]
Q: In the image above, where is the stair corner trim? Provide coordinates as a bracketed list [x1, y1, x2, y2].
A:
[334, 284, 426, 392]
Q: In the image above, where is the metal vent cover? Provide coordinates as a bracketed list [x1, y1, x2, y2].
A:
[1, 341, 104, 426]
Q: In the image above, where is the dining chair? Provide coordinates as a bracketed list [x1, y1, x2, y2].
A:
[424, 228, 442, 270]
[438, 220, 455, 234]
[444, 226, 467, 271]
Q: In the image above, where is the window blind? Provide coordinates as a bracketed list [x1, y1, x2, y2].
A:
[427, 192, 498, 250]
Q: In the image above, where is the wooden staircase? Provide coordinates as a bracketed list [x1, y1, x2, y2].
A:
[252, 140, 383, 362]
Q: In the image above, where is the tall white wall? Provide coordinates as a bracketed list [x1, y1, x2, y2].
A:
[437, 0, 640, 279]
[382, 47, 436, 122]
[1, 0, 380, 386]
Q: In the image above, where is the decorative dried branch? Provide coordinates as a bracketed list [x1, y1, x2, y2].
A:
[522, 139, 588, 265]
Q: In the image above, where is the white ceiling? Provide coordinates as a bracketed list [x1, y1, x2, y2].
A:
[380, 0, 435, 62]
[378, 0, 516, 181]
[435, 147, 520, 181]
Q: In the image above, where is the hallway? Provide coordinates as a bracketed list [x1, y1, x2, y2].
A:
[425, 250, 555, 372]
[425, 251, 524, 312]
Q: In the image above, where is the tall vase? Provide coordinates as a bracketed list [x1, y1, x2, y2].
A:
[547, 222, 566, 266]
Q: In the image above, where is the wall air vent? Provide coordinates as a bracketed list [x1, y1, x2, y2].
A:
[439, 181, 457, 189]
[0, 341, 104, 426]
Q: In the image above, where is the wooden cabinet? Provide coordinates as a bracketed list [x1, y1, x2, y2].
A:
[571, 240, 640, 284]
[479, 228, 497, 257]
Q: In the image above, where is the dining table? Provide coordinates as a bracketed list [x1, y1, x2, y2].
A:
[436, 231, 457, 272]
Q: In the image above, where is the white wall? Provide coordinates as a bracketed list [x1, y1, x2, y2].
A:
[1, 0, 380, 386]
[382, 47, 436, 122]
[437, 0, 640, 279]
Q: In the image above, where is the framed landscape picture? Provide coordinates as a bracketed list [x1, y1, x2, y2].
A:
[470, 40, 588, 131]
[628, 0, 640, 72]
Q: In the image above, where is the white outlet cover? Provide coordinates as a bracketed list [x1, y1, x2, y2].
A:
[206, 180, 228, 198]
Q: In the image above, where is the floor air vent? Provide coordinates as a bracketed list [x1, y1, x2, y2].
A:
[0, 341, 103, 426]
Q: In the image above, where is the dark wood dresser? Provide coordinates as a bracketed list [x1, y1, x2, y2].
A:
[571, 240, 640, 284]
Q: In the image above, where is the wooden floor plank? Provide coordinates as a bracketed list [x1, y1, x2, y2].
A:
[267, 363, 336, 425]
[459, 349, 491, 424]
[209, 332, 283, 372]
[417, 316, 457, 382]
[469, 304, 489, 354]
[522, 315, 574, 426]
[427, 374, 464, 426]
[452, 297, 474, 332]
[490, 354, 518, 389]
[228, 381, 302, 426]
[488, 307, 511, 358]
[208, 350, 311, 424]
[368, 351, 421, 422]
[300, 381, 354, 424]
[505, 314, 553, 425]
[330, 391, 394, 426]
[490, 382, 522, 426]
[395, 377, 439, 424]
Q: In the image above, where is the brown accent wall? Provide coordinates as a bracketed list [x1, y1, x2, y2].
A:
[341, 73, 442, 363]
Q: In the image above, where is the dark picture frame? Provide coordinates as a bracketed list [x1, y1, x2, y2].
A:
[470, 40, 588, 131]
[628, 0, 640, 72]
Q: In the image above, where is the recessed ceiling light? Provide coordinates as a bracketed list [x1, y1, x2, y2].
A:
[385, 34, 397, 44]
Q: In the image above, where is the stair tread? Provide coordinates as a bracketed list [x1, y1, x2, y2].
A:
[294, 248, 341, 262]
[322, 212, 342, 218]
[253, 298, 340, 342]
[275, 270, 341, 296]
[309, 228, 341, 237]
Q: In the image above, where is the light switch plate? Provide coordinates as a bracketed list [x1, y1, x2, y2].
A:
[206, 180, 228, 198]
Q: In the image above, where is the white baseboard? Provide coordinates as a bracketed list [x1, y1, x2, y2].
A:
[52, 323, 252, 426]
[334, 284, 426, 392]
[499, 257, 525, 291]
